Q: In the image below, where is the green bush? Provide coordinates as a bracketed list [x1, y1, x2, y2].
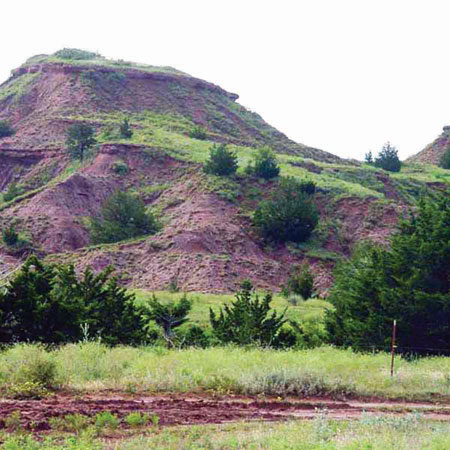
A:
[440, 147, 450, 169]
[374, 142, 401, 172]
[3, 182, 23, 202]
[2, 226, 19, 246]
[111, 160, 129, 175]
[287, 263, 315, 299]
[54, 48, 101, 60]
[203, 143, 238, 176]
[66, 123, 97, 161]
[189, 125, 207, 140]
[95, 411, 120, 430]
[326, 196, 450, 354]
[246, 146, 280, 179]
[90, 191, 159, 244]
[125, 412, 149, 427]
[210, 280, 288, 346]
[253, 176, 319, 243]
[0, 120, 15, 138]
[119, 117, 133, 139]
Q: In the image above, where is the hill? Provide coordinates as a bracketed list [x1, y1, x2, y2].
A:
[0, 49, 448, 294]
[407, 126, 450, 166]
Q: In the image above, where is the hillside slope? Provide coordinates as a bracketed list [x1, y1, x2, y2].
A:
[0, 49, 448, 293]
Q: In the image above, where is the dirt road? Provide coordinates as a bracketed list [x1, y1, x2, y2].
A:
[1, 393, 450, 431]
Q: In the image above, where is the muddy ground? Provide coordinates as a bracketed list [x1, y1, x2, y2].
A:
[1, 393, 450, 432]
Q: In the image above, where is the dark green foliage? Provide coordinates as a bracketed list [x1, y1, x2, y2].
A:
[189, 125, 207, 140]
[141, 294, 192, 347]
[119, 118, 133, 139]
[54, 48, 101, 60]
[2, 226, 19, 247]
[3, 183, 23, 202]
[66, 123, 96, 161]
[374, 142, 401, 172]
[0, 256, 145, 345]
[365, 151, 373, 164]
[439, 147, 450, 169]
[326, 196, 450, 354]
[209, 280, 288, 346]
[111, 160, 129, 175]
[0, 120, 15, 138]
[246, 146, 280, 180]
[287, 263, 314, 299]
[90, 191, 159, 244]
[178, 324, 211, 348]
[253, 176, 319, 243]
[203, 143, 238, 176]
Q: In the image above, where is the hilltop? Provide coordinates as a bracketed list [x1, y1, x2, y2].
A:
[0, 49, 448, 294]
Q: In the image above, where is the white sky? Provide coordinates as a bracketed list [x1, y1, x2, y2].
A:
[2, 0, 450, 160]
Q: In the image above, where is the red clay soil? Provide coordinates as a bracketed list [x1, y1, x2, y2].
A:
[1, 393, 450, 432]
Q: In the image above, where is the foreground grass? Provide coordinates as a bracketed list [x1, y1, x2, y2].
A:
[2, 344, 450, 399]
[2, 416, 450, 449]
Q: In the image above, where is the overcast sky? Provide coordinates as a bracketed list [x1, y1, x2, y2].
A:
[2, 0, 450, 160]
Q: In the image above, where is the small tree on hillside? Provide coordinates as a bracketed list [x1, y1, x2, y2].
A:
[374, 142, 401, 172]
[90, 191, 159, 244]
[141, 294, 192, 347]
[203, 143, 238, 176]
[0, 120, 15, 138]
[210, 280, 287, 346]
[439, 146, 450, 169]
[119, 118, 133, 139]
[253, 176, 319, 243]
[246, 146, 280, 180]
[66, 123, 96, 161]
[189, 125, 207, 140]
[365, 151, 374, 164]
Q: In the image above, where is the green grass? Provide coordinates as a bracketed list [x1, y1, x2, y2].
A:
[2, 343, 450, 399]
[0, 72, 40, 102]
[2, 417, 450, 449]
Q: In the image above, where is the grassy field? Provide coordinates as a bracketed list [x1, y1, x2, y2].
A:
[2, 343, 450, 400]
[133, 289, 331, 326]
[1, 413, 450, 449]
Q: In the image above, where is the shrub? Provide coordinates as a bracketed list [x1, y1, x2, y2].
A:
[0, 120, 15, 138]
[326, 196, 450, 354]
[365, 151, 374, 164]
[189, 125, 207, 140]
[210, 280, 288, 346]
[253, 176, 319, 243]
[141, 294, 192, 347]
[440, 146, 450, 169]
[246, 146, 280, 179]
[374, 142, 401, 172]
[3, 182, 23, 202]
[178, 324, 211, 348]
[119, 118, 133, 139]
[111, 160, 129, 175]
[66, 123, 96, 161]
[2, 226, 19, 246]
[95, 411, 120, 430]
[125, 412, 149, 427]
[203, 143, 238, 176]
[54, 48, 101, 60]
[287, 263, 315, 299]
[90, 191, 159, 244]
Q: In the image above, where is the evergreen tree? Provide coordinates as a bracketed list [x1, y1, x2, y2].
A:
[0, 120, 15, 138]
[203, 143, 238, 176]
[365, 151, 373, 164]
[210, 280, 287, 346]
[440, 146, 450, 169]
[326, 196, 450, 354]
[90, 191, 159, 244]
[141, 294, 192, 347]
[253, 176, 318, 243]
[119, 118, 133, 139]
[246, 146, 280, 180]
[374, 142, 401, 172]
[66, 123, 96, 161]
